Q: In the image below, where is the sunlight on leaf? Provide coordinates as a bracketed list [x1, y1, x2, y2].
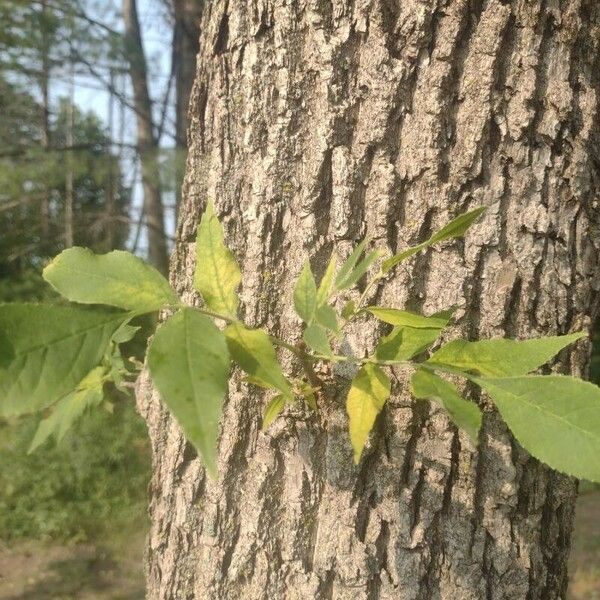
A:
[347, 364, 390, 463]
[195, 202, 242, 317]
[148, 308, 230, 477]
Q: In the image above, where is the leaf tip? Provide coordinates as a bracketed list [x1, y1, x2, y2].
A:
[204, 461, 219, 480]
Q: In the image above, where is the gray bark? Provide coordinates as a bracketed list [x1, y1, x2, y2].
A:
[138, 0, 600, 598]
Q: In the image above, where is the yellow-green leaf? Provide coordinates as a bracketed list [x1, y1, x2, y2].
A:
[337, 250, 380, 290]
[315, 304, 339, 333]
[335, 240, 367, 290]
[262, 394, 286, 430]
[427, 332, 586, 377]
[195, 202, 242, 317]
[43, 247, 178, 313]
[293, 261, 317, 323]
[316, 255, 337, 305]
[28, 366, 106, 453]
[225, 323, 293, 399]
[367, 307, 450, 330]
[347, 364, 390, 463]
[148, 308, 231, 477]
[476, 375, 600, 482]
[411, 369, 481, 443]
[0, 304, 127, 417]
[341, 300, 356, 320]
[382, 207, 486, 273]
[303, 323, 332, 356]
[375, 326, 441, 362]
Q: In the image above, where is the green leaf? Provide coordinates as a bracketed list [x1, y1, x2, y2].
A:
[336, 250, 380, 290]
[382, 244, 428, 273]
[194, 202, 242, 317]
[335, 240, 367, 290]
[315, 304, 339, 333]
[298, 381, 318, 410]
[43, 247, 178, 313]
[0, 304, 127, 417]
[243, 375, 274, 389]
[106, 343, 129, 391]
[316, 255, 337, 306]
[411, 369, 481, 443]
[0, 328, 14, 368]
[382, 207, 486, 273]
[432, 306, 458, 321]
[293, 261, 317, 323]
[262, 394, 286, 430]
[148, 308, 230, 477]
[428, 207, 487, 244]
[342, 300, 356, 320]
[367, 307, 450, 330]
[303, 323, 332, 356]
[375, 326, 441, 362]
[427, 332, 585, 377]
[347, 363, 391, 463]
[29, 367, 105, 453]
[224, 323, 293, 399]
[111, 322, 141, 344]
[476, 375, 600, 481]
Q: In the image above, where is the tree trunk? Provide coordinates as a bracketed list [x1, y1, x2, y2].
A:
[138, 1, 600, 598]
[122, 0, 169, 274]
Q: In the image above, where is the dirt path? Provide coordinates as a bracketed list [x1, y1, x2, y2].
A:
[570, 490, 600, 600]
[0, 534, 145, 600]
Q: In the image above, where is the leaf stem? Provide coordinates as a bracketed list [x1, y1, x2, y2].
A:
[356, 270, 384, 310]
[194, 306, 237, 324]
[189, 304, 413, 389]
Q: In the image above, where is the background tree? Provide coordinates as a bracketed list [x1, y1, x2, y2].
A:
[0, 76, 130, 296]
[0, 0, 203, 272]
[137, 1, 600, 598]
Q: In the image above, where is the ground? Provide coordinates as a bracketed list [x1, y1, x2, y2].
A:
[0, 526, 145, 600]
[0, 492, 597, 600]
[570, 489, 600, 600]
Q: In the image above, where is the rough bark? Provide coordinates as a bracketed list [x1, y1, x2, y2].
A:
[138, 0, 600, 598]
[123, 0, 169, 274]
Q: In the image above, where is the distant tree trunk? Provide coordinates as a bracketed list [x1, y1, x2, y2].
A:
[172, 0, 203, 221]
[173, 0, 202, 150]
[64, 62, 74, 249]
[122, 0, 169, 274]
[39, 0, 51, 251]
[138, 1, 600, 598]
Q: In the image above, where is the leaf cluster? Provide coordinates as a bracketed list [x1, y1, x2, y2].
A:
[1, 204, 600, 483]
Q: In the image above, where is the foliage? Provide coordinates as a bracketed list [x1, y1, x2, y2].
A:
[0, 400, 149, 541]
[1, 203, 600, 484]
[0, 77, 130, 281]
